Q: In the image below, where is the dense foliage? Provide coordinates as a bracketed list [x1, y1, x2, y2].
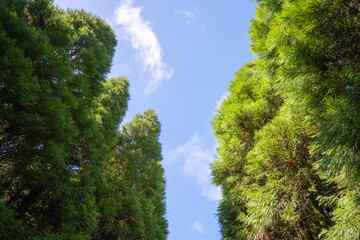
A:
[212, 0, 360, 239]
[95, 110, 167, 240]
[0, 0, 167, 239]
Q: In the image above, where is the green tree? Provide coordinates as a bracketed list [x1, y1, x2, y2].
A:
[95, 109, 168, 240]
[249, 0, 360, 238]
[0, 1, 168, 239]
[213, 0, 360, 239]
[212, 60, 282, 239]
[0, 0, 130, 238]
[212, 60, 336, 239]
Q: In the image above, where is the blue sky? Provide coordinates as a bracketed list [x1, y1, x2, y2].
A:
[54, 0, 257, 239]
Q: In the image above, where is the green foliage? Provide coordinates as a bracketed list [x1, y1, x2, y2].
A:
[0, 1, 167, 239]
[244, 112, 333, 239]
[214, 0, 360, 239]
[212, 60, 283, 238]
[318, 189, 360, 240]
[95, 110, 168, 240]
[0, 201, 30, 239]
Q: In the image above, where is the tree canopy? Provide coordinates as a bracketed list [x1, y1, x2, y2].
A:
[0, 1, 168, 239]
[212, 0, 360, 239]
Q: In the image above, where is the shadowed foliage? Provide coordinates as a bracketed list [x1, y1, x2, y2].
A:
[0, 1, 168, 239]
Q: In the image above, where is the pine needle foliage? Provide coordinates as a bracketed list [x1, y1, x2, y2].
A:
[95, 110, 168, 240]
[0, 1, 168, 239]
[213, 0, 360, 239]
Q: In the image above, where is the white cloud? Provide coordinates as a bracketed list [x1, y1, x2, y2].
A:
[174, 7, 198, 24]
[114, 0, 174, 96]
[215, 92, 229, 111]
[165, 133, 222, 201]
[192, 221, 205, 234]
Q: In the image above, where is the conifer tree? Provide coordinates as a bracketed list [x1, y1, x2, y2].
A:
[213, 0, 360, 239]
[95, 110, 168, 240]
[0, 1, 168, 239]
[212, 60, 282, 239]
[0, 0, 129, 238]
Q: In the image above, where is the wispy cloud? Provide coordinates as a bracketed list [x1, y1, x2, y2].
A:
[174, 7, 198, 24]
[165, 133, 222, 201]
[114, 0, 174, 96]
[192, 221, 205, 234]
[215, 92, 229, 111]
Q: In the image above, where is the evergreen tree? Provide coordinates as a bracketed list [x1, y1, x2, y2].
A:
[212, 60, 282, 239]
[213, 61, 336, 239]
[213, 0, 360, 239]
[0, 1, 168, 238]
[95, 109, 168, 240]
[0, 0, 130, 238]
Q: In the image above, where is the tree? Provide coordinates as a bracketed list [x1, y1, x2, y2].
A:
[0, 0, 130, 238]
[0, 1, 169, 239]
[212, 60, 282, 239]
[212, 61, 335, 239]
[95, 109, 168, 240]
[213, 0, 360, 239]
[250, 0, 360, 238]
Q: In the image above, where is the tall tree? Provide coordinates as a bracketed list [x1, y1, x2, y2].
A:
[212, 61, 336, 239]
[0, 0, 130, 238]
[212, 60, 282, 239]
[95, 109, 168, 240]
[213, 0, 360, 239]
[250, 0, 360, 238]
